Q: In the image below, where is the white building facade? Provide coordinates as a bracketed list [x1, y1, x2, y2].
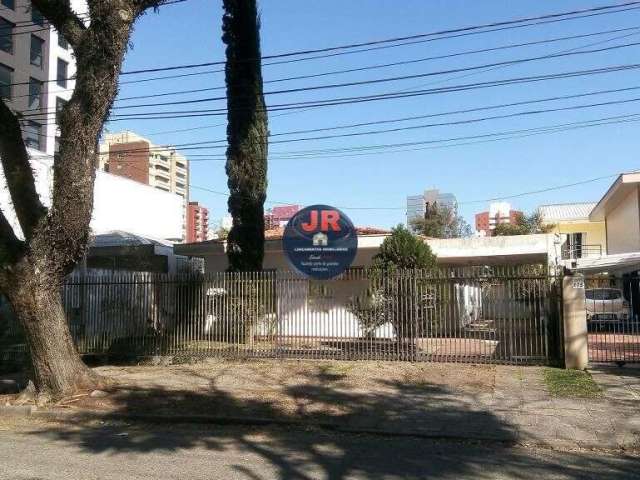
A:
[0, 0, 87, 155]
[0, 153, 184, 241]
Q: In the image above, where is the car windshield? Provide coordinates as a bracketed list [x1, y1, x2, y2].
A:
[585, 289, 622, 301]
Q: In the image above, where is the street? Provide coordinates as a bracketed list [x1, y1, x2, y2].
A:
[0, 421, 638, 480]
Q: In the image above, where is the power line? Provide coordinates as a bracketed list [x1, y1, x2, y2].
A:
[106, 42, 640, 112]
[90, 94, 640, 153]
[5, 1, 640, 88]
[119, 1, 640, 75]
[55, 110, 640, 159]
[103, 63, 640, 122]
[21, 61, 640, 126]
[113, 26, 640, 102]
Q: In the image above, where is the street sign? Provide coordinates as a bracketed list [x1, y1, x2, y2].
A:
[283, 204, 358, 279]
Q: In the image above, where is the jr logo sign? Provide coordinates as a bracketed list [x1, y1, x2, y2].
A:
[283, 205, 358, 279]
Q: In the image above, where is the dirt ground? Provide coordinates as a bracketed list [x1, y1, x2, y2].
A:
[41, 359, 501, 417]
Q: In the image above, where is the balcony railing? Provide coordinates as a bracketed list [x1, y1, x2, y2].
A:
[562, 244, 603, 260]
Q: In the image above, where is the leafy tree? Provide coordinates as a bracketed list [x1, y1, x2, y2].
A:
[410, 202, 472, 238]
[0, 0, 176, 400]
[350, 226, 437, 337]
[215, 227, 230, 240]
[372, 225, 437, 271]
[493, 211, 554, 236]
[222, 0, 268, 271]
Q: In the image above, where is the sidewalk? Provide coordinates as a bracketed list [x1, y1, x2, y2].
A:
[2, 360, 639, 450]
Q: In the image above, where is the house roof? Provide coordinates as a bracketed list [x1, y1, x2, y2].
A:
[91, 230, 175, 248]
[264, 226, 391, 240]
[590, 172, 640, 221]
[538, 202, 597, 222]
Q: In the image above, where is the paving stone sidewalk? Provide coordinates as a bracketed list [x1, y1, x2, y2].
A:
[2, 360, 639, 450]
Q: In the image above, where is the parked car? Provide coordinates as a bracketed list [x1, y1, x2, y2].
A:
[585, 288, 631, 329]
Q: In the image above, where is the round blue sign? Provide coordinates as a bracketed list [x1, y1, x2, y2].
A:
[283, 205, 358, 279]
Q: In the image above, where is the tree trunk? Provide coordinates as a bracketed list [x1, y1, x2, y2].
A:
[2, 266, 97, 399]
[222, 0, 269, 272]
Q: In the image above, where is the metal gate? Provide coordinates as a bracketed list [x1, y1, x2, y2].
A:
[586, 275, 640, 364]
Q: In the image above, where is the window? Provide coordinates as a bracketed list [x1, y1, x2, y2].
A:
[0, 63, 12, 99]
[58, 33, 68, 50]
[1, 0, 15, 10]
[30, 35, 44, 68]
[55, 97, 67, 123]
[54, 136, 60, 154]
[0, 18, 13, 53]
[28, 77, 43, 110]
[56, 58, 68, 87]
[24, 120, 42, 150]
[585, 289, 623, 301]
[31, 7, 44, 26]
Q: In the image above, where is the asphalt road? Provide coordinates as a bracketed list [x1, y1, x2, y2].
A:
[0, 421, 639, 480]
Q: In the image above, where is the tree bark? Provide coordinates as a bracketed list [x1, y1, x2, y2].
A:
[1, 263, 97, 399]
[0, 0, 172, 400]
[222, 0, 269, 272]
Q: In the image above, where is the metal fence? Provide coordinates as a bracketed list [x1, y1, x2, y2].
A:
[0, 265, 563, 366]
[585, 275, 640, 364]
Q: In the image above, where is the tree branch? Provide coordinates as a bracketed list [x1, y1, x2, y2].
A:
[0, 100, 47, 241]
[0, 207, 24, 267]
[130, 0, 179, 13]
[31, 0, 87, 48]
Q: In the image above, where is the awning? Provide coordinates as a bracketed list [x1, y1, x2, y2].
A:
[568, 251, 640, 274]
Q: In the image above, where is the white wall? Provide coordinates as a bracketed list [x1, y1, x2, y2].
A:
[92, 171, 183, 240]
[0, 155, 52, 238]
[0, 153, 183, 241]
[606, 187, 640, 255]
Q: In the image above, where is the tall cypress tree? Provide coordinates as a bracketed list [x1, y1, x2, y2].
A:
[222, 0, 268, 271]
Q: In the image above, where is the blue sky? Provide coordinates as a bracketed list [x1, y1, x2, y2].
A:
[108, 0, 640, 229]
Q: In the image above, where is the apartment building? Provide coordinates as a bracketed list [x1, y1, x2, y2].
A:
[475, 202, 522, 236]
[186, 201, 208, 243]
[406, 189, 457, 229]
[265, 204, 300, 229]
[0, 0, 85, 155]
[99, 131, 190, 239]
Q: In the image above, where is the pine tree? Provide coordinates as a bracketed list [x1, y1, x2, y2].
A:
[222, 0, 268, 271]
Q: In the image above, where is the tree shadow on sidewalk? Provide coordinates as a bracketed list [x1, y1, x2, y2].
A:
[21, 365, 640, 479]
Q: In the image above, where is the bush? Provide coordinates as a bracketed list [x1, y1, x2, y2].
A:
[349, 226, 438, 338]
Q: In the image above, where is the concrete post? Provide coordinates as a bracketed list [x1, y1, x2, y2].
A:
[563, 274, 589, 369]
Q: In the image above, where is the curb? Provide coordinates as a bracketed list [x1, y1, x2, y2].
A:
[3, 407, 632, 451]
[3, 404, 637, 452]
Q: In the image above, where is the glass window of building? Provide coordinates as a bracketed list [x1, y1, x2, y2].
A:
[24, 121, 43, 151]
[55, 97, 67, 122]
[1, 0, 15, 10]
[57, 58, 68, 87]
[30, 35, 44, 68]
[0, 63, 12, 99]
[31, 7, 45, 26]
[29, 77, 43, 110]
[58, 33, 68, 49]
[0, 18, 13, 53]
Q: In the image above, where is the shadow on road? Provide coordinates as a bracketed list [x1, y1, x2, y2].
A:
[19, 365, 639, 479]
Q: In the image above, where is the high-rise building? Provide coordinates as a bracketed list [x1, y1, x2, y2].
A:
[265, 205, 300, 229]
[406, 189, 457, 228]
[99, 131, 190, 239]
[186, 202, 208, 243]
[0, 0, 87, 155]
[475, 202, 522, 236]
